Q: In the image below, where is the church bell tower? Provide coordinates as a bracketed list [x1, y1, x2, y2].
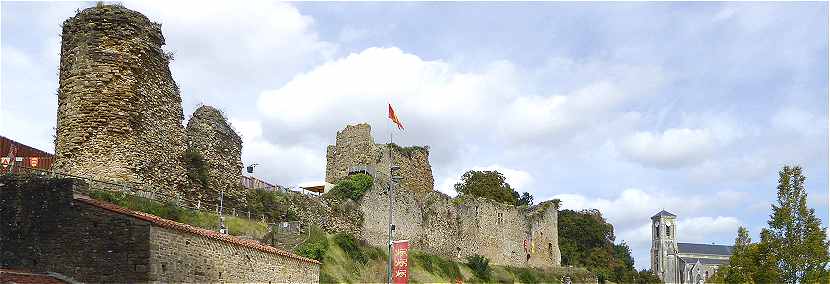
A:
[651, 210, 678, 283]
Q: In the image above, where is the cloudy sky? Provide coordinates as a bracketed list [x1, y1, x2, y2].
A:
[2, 1, 827, 269]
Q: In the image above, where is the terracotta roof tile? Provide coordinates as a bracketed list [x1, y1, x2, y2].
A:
[73, 196, 321, 265]
[0, 269, 68, 284]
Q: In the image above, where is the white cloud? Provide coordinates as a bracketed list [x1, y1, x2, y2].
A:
[126, 0, 336, 110]
[229, 118, 325, 187]
[676, 216, 741, 244]
[618, 128, 719, 168]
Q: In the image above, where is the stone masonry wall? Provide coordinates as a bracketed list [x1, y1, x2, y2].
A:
[53, 4, 189, 197]
[185, 105, 244, 202]
[0, 176, 320, 283]
[0, 176, 152, 283]
[149, 225, 319, 283]
[327, 123, 561, 268]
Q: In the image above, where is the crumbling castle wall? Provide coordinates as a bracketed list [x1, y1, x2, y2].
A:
[185, 105, 244, 202]
[53, 4, 188, 196]
[327, 123, 561, 268]
[325, 123, 433, 194]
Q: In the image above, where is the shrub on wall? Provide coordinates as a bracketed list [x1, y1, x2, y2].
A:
[327, 173, 373, 201]
[183, 147, 209, 189]
[466, 254, 491, 280]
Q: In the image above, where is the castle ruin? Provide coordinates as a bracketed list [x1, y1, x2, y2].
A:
[326, 123, 562, 268]
[52, 5, 244, 202]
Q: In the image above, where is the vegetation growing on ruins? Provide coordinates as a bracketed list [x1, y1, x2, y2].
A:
[183, 147, 209, 189]
[466, 254, 492, 280]
[558, 208, 639, 283]
[327, 173, 373, 201]
[711, 165, 830, 283]
[387, 143, 429, 158]
[246, 188, 299, 222]
[453, 170, 534, 206]
[87, 190, 268, 237]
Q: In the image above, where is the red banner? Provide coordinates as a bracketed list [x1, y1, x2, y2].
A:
[392, 240, 410, 284]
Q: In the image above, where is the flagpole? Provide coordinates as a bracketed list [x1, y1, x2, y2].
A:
[386, 106, 394, 284]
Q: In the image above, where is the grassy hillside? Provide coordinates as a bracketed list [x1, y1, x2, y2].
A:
[292, 226, 597, 284]
[87, 189, 597, 283]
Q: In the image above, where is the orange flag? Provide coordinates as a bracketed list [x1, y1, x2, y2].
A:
[388, 103, 404, 130]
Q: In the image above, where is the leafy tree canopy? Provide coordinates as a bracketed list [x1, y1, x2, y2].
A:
[453, 170, 534, 206]
[558, 209, 637, 283]
[711, 165, 830, 284]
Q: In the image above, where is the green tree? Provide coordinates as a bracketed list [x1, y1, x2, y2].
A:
[634, 269, 661, 284]
[558, 209, 636, 283]
[454, 170, 529, 205]
[518, 192, 534, 206]
[712, 165, 828, 284]
[766, 165, 829, 283]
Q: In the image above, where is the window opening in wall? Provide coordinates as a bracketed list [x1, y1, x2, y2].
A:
[162, 263, 167, 273]
[548, 243, 553, 259]
[666, 224, 671, 238]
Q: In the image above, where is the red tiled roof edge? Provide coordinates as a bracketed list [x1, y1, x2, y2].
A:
[0, 269, 68, 284]
[73, 196, 321, 265]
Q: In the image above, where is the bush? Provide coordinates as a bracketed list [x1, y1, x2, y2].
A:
[413, 250, 462, 280]
[294, 226, 329, 262]
[295, 240, 328, 262]
[245, 188, 298, 222]
[466, 254, 491, 280]
[333, 233, 367, 264]
[328, 173, 373, 201]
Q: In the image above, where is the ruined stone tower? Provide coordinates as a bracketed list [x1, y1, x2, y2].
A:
[325, 123, 434, 194]
[185, 106, 244, 202]
[53, 4, 188, 195]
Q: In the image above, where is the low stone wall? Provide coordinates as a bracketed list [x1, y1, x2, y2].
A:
[0, 176, 320, 283]
[0, 177, 152, 283]
[149, 225, 318, 283]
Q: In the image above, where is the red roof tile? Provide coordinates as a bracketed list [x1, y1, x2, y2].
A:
[0, 269, 68, 284]
[73, 196, 321, 265]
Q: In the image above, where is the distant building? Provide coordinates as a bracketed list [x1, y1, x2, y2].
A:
[300, 182, 334, 195]
[241, 175, 284, 192]
[651, 210, 734, 283]
[1, 135, 54, 171]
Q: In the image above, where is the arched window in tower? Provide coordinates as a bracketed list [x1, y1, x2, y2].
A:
[654, 221, 660, 238]
[666, 224, 672, 238]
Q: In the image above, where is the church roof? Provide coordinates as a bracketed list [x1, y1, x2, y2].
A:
[651, 210, 676, 219]
[677, 242, 734, 256]
[678, 256, 730, 266]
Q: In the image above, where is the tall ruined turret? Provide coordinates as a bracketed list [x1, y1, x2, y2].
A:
[185, 106, 244, 202]
[53, 4, 188, 195]
[325, 123, 434, 194]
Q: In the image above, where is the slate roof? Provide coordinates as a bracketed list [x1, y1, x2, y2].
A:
[74, 196, 321, 265]
[651, 210, 677, 219]
[677, 242, 734, 256]
[678, 256, 730, 266]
